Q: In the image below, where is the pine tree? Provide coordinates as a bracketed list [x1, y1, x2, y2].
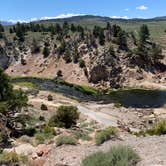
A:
[0, 24, 4, 33]
[109, 45, 115, 57]
[31, 38, 40, 54]
[99, 29, 105, 45]
[71, 24, 76, 32]
[117, 30, 128, 50]
[43, 46, 50, 58]
[0, 68, 28, 143]
[139, 24, 150, 43]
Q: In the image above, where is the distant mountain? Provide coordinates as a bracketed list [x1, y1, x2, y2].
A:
[0, 21, 14, 26]
[36, 15, 166, 25]
[153, 16, 166, 21]
[1, 15, 166, 26]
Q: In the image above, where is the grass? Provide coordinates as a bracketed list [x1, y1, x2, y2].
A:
[82, 145, 140, 166]
[35, 126, 56, 145]
[0, 152, 28, 165]
[134, 120, 166, 136]
[72, 130, 92, 141]
[12, 76, 100, 96]
[56, 135, 77, 146]
[13, 81, 38, 89]
[95, 127, 118, 145]
[55, 79, 100, 96]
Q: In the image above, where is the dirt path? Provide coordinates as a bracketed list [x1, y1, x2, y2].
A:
[78, 105, 118, 127]
[29, 96, 119, 127]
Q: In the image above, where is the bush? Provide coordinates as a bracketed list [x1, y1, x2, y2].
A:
[41, 104, 48, 111]
[154, 120, 166, 135]
[82, 146, 140, 166]
[0, 152, 19, 165]
[35, 133, 45, 145]
[43, 46, 50, 58]
[0, 131, 8, 144]
[56, 70, 63, 77]
[48, 106, 79, 128]
[56, 135, 77, 146]
[95, 127, 118, 145]
[47, 94, 53, 101]
[135, 120, 166, 136]
[24, 127, 36, 137]
[39, 116, 45, 121]
[35, 126, 56, 145]
[73, 130, 92, 141]
[79, 59, 86, 68]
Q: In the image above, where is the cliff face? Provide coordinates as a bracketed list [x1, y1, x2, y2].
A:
[0, 47, 10, 69]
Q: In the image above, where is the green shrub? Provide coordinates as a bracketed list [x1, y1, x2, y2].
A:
[35, 126, 56, 145]
[48, 106, 79, 128]
[24, 127, 36, 136]
[39, 116, 45, 121]
[95, 127, 118, 145]
[56, 135, 77, 146]
[82, 146, 140, 166]
[0, 131, 8, 144]
[43, 46, 50, 58]
[0, 152, 19, 165]
[152, 120, 166, 135]
[73, 130, 92, 141]
[135, 120, 166, 136]
[35, 133, 45, 145]
[79, 59, 86, 68]
[41, 104, 48, 111]
[56, 70, 63, 77]
[47, 94, 53, 101]
[0, 152, 28, 165]
[44, 126, 56, 135]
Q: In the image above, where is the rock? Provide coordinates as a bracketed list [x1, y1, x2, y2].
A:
[36, 150, 44, 157]
[4, 143, 35, 156]
[29, 158, 46, 166]
[129, 127, 141, 133]
[32, 153, 38, 160]
[153, 109, 166, 116]
[35, 144, 50, 157]
[0, 47, 10, 69]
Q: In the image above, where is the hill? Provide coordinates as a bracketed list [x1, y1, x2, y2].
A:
[0, 15, 165, 89]
[35, 15, 166, 47]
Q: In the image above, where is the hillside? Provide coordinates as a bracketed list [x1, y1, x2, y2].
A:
[0, 15, 165, 89]
[36, 15, 166, 47]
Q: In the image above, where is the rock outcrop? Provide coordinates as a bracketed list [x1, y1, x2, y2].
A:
[0, 47, 10, 69]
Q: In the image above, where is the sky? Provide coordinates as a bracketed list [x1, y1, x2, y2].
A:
[0, 0, 166, 22]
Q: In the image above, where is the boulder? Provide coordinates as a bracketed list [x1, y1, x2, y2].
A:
[4, 143, 35, 156]
[35, 144, 51, 157]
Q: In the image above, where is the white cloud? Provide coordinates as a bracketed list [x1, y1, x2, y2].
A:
[8, 13, 84, 23]
[124, 8, 129, 11]
[110, 16, 129, 19]
[136, 5, 148, 11]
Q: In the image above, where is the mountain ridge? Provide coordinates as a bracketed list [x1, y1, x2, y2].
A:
[1, 15, 166, 26]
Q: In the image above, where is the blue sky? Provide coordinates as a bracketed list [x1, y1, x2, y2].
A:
[0, 0, 166, 22]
